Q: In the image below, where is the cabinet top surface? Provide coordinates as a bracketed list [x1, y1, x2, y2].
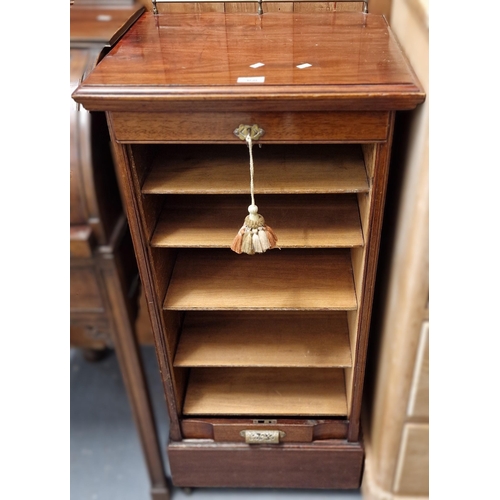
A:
[73, 11, 425, 111]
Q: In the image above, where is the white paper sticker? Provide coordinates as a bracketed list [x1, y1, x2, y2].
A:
[296, 63, 312, 69]
[250, 62, 265, 69]
[96, 14, 112, 22]
[237, 76, 265, 83]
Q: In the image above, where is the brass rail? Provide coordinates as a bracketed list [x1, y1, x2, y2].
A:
[152, 0, 369, 15]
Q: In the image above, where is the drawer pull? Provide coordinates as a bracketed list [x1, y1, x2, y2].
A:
[240, 430, 286, 444]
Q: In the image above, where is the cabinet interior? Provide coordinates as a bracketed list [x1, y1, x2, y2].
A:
[127, 142, 376, 424]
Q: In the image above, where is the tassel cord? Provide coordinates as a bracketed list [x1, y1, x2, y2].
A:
[246, 134, 255, 207]
[230, 127, 278, 254]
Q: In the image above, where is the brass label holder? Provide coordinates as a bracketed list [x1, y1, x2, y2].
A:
[240, 430, 286, 444]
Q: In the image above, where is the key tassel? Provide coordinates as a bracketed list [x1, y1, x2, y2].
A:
[231, 128, 278, 255]
[231, 204, 278, 255]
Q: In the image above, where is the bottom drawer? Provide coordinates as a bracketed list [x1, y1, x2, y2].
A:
[168, 439, 364, 489]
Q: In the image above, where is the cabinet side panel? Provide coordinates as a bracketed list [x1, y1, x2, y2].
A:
[348, 120, 395, 442]
[106, 115, 182, 439]
[163, 309, 188, 407]
[126, 145, 164, 241]
[346, 144, 375, 415]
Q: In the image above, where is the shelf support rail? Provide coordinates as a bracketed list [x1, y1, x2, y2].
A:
[152, 0, 368, 15]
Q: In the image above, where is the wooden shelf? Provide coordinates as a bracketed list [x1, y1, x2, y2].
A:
[174, 311, 352, 368]
[163, 249, 357, 310]
[151, 194, 363, 248]
[142, 144, 369, 195]
[183, 367, 347, 416]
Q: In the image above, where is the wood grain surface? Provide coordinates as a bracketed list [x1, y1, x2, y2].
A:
[181, 416, 349, 441]
[163, 249, 357, 310]
[183, 367, 347, 415]
[174, 311, 352, 367]
[151, 194, 364, 248]
[168, 439, 364, 488]
[112, 110, 389, 141]
[70, 3, 144, 45]
[142, 144, 369, 193]
[70, 4, 426, 489]
[72, 11, 425, 111]
[79, 11, 418, 87]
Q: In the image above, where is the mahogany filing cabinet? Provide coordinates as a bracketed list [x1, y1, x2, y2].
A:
[73, 2, 424, 490]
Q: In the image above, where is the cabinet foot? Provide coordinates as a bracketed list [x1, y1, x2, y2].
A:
[151, 486, 171, 500]
[82, 347, 112, 363]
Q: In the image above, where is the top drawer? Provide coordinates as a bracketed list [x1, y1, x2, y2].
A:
[110, 111, 390, 143]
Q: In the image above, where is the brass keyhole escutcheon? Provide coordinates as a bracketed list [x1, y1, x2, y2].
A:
[233, 124, 265, 142]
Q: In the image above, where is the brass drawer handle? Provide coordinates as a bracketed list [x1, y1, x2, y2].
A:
[240, 430, 286, 444]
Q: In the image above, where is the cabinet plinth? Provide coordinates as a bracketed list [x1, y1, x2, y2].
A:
[72, 9, 425, 491]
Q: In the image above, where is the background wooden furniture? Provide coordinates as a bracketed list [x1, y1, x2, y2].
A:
[73, 3, 424, 490]
[70, 0, 149, 357]
[361, 0, 429, 498]
[70, 2, 169, 498]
